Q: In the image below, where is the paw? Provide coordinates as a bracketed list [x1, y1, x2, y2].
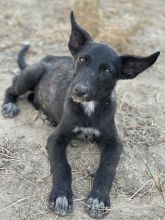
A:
[1, 103, 19, 118]
[85, 193, 110, 218]
[48, 191, 73, 216]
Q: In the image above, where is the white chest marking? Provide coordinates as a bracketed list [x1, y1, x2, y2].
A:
[73, 127, 100, 140]
[82, 101, 96, 116]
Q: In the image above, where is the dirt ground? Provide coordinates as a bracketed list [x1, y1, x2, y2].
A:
[0, 0, 165, 219]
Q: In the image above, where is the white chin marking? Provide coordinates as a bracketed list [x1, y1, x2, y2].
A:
[82, 101, 96, 116]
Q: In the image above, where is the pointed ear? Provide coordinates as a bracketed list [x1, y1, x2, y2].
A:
[119, 51, 160, 79]
[68, 11, 93, 56]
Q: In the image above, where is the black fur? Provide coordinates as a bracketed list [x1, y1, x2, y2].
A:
[2, 11, 160, 218]
[17, 43, 30, 70]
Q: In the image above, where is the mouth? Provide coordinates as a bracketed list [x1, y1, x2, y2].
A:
[71, 95, 87, 103]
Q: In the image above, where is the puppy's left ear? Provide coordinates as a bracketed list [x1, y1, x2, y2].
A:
[68, 11, 93, 56]
[119, 51, 160, 79]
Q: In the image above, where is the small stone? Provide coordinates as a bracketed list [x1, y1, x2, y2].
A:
[19, 135, 25, 139]
[36, 177, 43, 183]
[40, 112, 47, 121]
[0, 160, 5, 168]
[45, 119, 51, 126]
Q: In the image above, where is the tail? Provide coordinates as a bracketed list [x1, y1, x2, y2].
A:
[17, 43, 30, 70]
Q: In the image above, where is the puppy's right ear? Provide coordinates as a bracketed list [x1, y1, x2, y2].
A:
[68, 11, 92, 56]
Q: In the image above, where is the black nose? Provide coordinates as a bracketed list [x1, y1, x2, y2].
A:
[74, 84, 89, 97]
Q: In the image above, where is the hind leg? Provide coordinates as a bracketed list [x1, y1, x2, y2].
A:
[2, 63, 45, 118]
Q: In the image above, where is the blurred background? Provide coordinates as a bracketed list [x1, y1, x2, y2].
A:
[0, 0, 163, 55]
[0, 0, 164, 220]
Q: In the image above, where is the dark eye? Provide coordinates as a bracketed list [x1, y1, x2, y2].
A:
[79, 57, 86, 63]
[104, 68, 112, 75]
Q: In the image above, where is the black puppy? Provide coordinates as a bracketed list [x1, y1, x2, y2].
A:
[2, 12, 160, 218]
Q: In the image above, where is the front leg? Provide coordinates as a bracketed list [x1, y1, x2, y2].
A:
[86, 132, 122, 218]
[46, 125, 73, 216]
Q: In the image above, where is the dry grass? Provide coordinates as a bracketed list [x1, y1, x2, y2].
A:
[146, 164, 165, 205]
[0, 139, 21, 161]
[127, 168, 165, 203]
[115, 86, 165, 204]
[0, 192, 49, 214]
[73, 0, 150, 53]
[74, 0, 101, 37]
[0, 0, 150, 53]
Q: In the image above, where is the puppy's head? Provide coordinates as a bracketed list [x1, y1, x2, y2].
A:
[68, 11, 160, 103]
